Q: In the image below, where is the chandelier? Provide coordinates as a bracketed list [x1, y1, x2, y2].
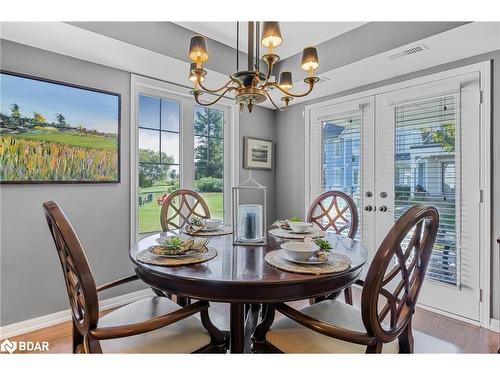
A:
[187, 21, 320, 113]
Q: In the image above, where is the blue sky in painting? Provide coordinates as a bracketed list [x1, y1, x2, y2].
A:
[0, 73, 119, 134]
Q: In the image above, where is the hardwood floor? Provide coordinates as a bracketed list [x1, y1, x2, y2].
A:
[4, 292, 499, 354]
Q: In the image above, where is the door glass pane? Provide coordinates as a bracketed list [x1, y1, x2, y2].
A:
[321, 114, 361, 236]
[394, 95, 457, 284]
[193, 106, 224, 219]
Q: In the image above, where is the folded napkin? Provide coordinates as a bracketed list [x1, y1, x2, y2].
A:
[184, 223, 206, 234]
[151, 237, 210, 256]
[272, 220, 291, 230]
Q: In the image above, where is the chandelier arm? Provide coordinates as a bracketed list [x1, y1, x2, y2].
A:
[256, 59, 275, 87]
[193, 88, 232, 107]
[195, 75, 238, 94]
[266, 92, 284, 111]
[265, 81, 315, 98]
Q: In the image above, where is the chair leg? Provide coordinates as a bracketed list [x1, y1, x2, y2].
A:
[151, 287, 172, 300]
[72, 321, 84, 354]
[398, 319, 414, 353]
[251, 304, 276, 353]
[344, 287, 353, 305]
[200, 306, 226, 352]
[365, 341, 383, 353]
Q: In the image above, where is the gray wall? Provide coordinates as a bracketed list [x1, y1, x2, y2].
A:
[239, 107, 277, 225]
[0, 39, 143, 326]
[0, 40, 276, 326]
[275, 50, 500, 320]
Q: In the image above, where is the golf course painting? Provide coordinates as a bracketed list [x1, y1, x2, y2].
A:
[0, 71, 120, 183]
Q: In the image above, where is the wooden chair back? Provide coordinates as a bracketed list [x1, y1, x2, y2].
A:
[361, 205, 439, 343]
[307, 191, 358, 238]
[160, 189, 211, 231]
[43, 201, 99, 339]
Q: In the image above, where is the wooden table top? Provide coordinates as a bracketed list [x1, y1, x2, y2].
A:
[130, 231, 368, 303]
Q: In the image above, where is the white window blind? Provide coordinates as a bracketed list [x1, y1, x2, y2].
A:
[321, 114, 362, 239]
[394, 95, 459, 285]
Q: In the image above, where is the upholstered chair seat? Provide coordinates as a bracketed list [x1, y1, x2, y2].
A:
[99, 297, 211, 353]
[266, 300, 398, 354]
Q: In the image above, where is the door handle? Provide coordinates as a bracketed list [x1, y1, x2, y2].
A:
[364, 205, 373, 212]
[378, 205, 388, 212]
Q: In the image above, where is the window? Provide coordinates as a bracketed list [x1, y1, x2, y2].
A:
[132, 76, 236, 240]
[394, 95, 457, 284]
[321, 115, 361, 202]
[138, 95, 180, 234]
[441, 161, 455, 196]
[193, 106, 224, 219]
[333, 140, 341, 157]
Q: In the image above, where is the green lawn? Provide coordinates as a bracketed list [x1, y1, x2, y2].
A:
[138, 186, 223, 234]
[10, 131, 117, 150]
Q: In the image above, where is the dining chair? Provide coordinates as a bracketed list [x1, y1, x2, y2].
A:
[43, 201, 225, 353]
[253, 205, 439, 354]
[160, 189, 210, 231]
[307, 190, 359, 304]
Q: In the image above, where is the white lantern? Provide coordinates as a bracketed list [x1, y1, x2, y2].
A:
[232, 171, 267, 245]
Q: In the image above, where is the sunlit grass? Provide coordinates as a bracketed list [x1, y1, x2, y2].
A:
[138, 187, 223, 234]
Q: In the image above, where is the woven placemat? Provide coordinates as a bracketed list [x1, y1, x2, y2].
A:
[183, 225, 233, 237]
[265, 250, 351, 275]
[268, 227, 325, 239]
[137, 247, 217, 266]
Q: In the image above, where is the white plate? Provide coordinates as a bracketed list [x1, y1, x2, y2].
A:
[148, 248, 196, 258]
[200, 224, 224, 232]
[289, 228, 314, 234]
[276, 249, 328, 265]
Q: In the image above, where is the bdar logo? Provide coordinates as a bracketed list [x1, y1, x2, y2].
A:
[1, 339, 17, 354]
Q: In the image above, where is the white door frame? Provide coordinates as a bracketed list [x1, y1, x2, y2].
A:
[304, 61, 491, 328]
[130, 74, 240, 245]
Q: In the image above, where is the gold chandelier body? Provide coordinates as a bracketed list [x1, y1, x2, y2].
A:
[188, 21, 320, 113]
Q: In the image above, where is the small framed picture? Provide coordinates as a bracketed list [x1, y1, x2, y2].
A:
[243, 137, 273, 170]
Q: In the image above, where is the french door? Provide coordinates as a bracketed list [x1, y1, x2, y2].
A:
[308, 72, 483, 321]
[375, 73, 481, 320]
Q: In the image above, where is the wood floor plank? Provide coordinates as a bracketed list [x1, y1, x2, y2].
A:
[4, 293, 499, 354]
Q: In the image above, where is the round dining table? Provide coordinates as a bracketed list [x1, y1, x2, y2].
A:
[129, 231, 368, 353]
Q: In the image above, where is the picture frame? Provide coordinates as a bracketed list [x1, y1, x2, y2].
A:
[0, 70, 121, 184]
[243, 136, 273, 170]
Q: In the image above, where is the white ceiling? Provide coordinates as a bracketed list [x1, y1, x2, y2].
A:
[175, 22, 367, 60]
[2, 22, 498, 111]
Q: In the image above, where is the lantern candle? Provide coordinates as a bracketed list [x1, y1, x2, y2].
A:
[238, 204, 263, 242]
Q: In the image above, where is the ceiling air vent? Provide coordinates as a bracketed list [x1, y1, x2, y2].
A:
[388, 44, 429, 60]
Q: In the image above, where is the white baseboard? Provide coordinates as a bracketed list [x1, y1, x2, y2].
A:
[489, 318, 500, 333]
[0, 288, 153, 339]
[352, 282, 500, 332]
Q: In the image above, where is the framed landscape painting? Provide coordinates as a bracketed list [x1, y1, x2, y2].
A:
[0, 71, 120, 183]
[243, 136, 273, 170]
